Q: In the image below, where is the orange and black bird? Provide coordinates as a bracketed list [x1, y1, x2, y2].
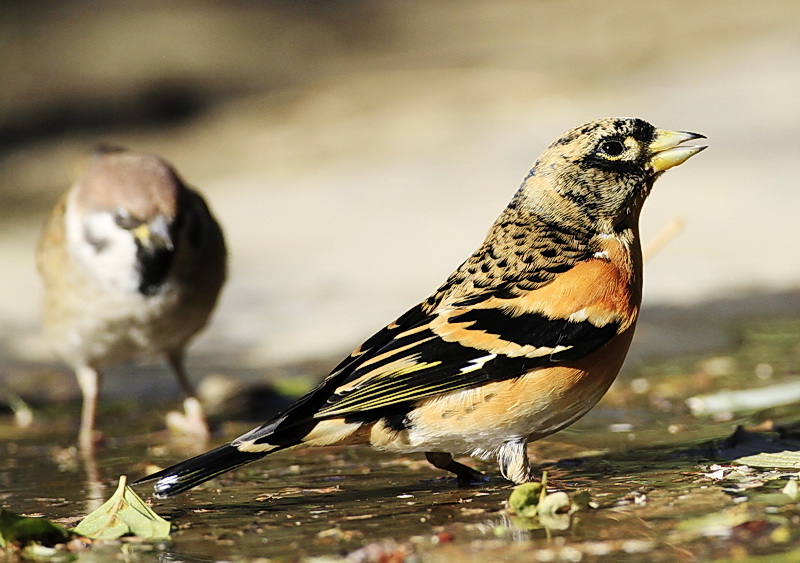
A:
[138, 117, 705, 497]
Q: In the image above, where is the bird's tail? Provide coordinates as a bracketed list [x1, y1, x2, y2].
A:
[134, 443, 266, 498]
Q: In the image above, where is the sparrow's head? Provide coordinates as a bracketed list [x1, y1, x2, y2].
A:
[521, 117, 706, 232]
[68, 148, 194, 295]
[74, 147, 185, 253]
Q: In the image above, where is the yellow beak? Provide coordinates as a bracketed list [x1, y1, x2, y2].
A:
[132, 215, 174, 252]
[649, 129, 707, 173]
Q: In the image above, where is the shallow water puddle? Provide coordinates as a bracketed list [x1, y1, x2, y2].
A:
[2, 317, 800, 560]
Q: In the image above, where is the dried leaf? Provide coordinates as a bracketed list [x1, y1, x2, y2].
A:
[72, 476, 170, 540]
[782, 478, 800, 501]
[734, 451, 800, 470]
[537, 492, 571, 531]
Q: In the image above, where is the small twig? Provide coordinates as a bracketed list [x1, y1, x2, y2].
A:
[643, 218, 684, 262]
[540, 470, 549, 503]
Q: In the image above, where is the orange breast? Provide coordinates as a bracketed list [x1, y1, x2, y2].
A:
[401, 325, 635, 446]
[498, 234, 642, 331]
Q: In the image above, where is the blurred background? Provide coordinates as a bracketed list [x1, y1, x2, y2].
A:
[2, 1, 799, 403]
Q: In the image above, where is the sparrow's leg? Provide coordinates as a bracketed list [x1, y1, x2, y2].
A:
[165, 349, 210, 441]
[75, 364, 101, 451]
[167, 348, 197, 398]
[425, 451, 485, 486]
[497, 439, 532, 484]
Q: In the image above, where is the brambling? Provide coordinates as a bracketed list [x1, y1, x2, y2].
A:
[37, 147, 227, 450]
[138, 117, 705, 497]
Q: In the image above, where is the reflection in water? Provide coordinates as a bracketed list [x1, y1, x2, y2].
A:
[80, 448, 105, 513]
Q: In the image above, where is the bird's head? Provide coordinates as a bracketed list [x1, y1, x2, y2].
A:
[70, 148, 191, 295]
[521, 117, 706, 233]
[73, 147, 185, 254]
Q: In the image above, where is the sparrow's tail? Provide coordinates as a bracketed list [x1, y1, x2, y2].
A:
[133, 443, 267, 498]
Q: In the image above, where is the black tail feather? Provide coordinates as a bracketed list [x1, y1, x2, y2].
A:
[133, 443, 266, 498]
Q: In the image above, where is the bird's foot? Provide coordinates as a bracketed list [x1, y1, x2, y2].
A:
[425, 451, 486, 487]
[165, 397, 210, 443]
[455, 467, 489, 488]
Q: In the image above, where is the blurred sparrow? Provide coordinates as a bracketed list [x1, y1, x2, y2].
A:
[37, 147, 226, 450]
[138, 117, 705, 497]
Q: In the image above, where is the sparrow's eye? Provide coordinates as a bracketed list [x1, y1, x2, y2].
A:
[599, 139, 626, 157]
[114, 209, 141, 230]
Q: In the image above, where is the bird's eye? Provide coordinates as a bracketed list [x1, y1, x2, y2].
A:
[114, 209, 141, 230]
[599, 139, 626, 157]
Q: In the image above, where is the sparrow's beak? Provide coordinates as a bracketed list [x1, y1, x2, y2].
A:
[649, 130, 707, 173]
[133, 214, 174, 252]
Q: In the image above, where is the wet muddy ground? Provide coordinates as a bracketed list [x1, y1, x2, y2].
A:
[2, 4, 800, 560]
[3, 314, 800, 561]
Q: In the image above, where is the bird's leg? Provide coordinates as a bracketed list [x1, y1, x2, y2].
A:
[165, 350, 210, 441]
[75, 364, 101, 452]
[497, 439, 532, 484]
[166, 349, 196, 398]
[425, 451, 485, 486]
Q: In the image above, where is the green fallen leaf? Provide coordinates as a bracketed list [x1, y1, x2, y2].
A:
[0, 509, 71, 548]
[72, 475, 170, 540]
[508, 483, 544, 518]
[507, 471, 548, 518]
[506, 473, 581, 533]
